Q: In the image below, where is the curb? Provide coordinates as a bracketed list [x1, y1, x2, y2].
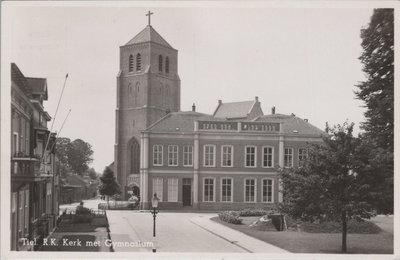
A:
[189, 217, 252, 253]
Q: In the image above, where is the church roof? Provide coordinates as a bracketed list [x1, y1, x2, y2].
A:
[125, 25, 173, 48]
[254, 113, 325, 136]
[213, 100, 255, 119]
[146, 111, 220, 133]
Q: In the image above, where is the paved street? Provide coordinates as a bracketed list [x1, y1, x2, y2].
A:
[59, 199, 288, 253]
[107, 211, 245, 252]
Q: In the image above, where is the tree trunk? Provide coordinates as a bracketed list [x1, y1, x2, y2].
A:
[107, 196, 109, 209]
[341, 211, 347, 253]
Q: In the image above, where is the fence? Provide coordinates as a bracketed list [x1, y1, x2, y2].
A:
[60, 208, 106, 216]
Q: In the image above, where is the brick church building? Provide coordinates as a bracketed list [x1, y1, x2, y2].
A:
[114, 15, 324, 210]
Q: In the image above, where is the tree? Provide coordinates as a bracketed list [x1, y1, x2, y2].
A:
[86, 168, 98, 180]
[355, 9, 394, 213]
[280, 122, 375, 253]
[98, 166, 121, 207]
[56, 137, 94, 176]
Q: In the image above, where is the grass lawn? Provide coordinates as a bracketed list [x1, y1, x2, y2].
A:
[211, 216, 393, 254]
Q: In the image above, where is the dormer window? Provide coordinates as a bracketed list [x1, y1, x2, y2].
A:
[136, 53, 142, 71]
[158, 55, 163, 72]
[165, 56, 169, 73]
[129, 54, 134, 72]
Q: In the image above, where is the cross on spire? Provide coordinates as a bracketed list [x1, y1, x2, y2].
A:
[146, 11, 154, 26]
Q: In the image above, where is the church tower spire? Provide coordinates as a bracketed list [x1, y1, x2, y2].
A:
[114, 13, 181, 199]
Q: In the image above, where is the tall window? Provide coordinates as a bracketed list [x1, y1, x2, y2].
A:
[245, 146, 256, 167]
[298, 148, 308, 165]
[46, 182, 52, 214]
[203, 145, 215, 167]
[245, 179, 256, 202]
[158, 55, 163, 72]
[13, 132, 18, 155]
[284, 148, 293, 168]
[25, 190, 29, 232]
[25, 122, 30, 153]
[168, 145, 178, 166]
[167, 178, 178, 202]
[221, 145, 233, 167]
[262, 146, 274, 168]
[262, 179, 273, 203]
[153, 145, 163, 166]
[129, 54, 134, 72]
[153, 178, 163, 201]
[18, 191, 24, 236]
[136, 53, 142, 71]
[203, 178, 215, 202]
[183, 145, 193, 166]
[165, 56, 170, 73]
[221, 178, 233, 202]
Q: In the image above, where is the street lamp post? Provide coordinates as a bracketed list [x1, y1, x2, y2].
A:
[151, 193, 159, 253]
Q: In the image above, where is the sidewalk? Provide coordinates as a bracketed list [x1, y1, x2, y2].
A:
[190, 214, 289, 253]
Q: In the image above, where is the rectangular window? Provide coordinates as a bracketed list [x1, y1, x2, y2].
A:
[221, 178, 233, 202]
[12, 192, 17, 213]
[203, 145, 215, 167]
[25, 190, 29, 231]
[13, 132, 18, 155]
[183, 146, 193, 166]
[245, 179, 256, 202]
[221, 146, 233, 167]
[46, 183, 52, 214]
[153, 145, 163, 166]
[298, 148, 308, 165]
[168, 145, 178, 166]
[167, 178, 178, 202]
[18, 191, 24, 236]
[152, 178, 163, 201]
[245, 146, 256, 167]
[203, 178, 215, 202]
[26, 121, 30, 154]
[262, 146, 274, 168]
[284, 148, 293, 168]
[262, 179, 274, 203]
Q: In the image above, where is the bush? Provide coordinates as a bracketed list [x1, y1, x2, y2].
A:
[237, 208, 276, 217]
[218, 211, 243, 224]
[72, 214, 93, 223]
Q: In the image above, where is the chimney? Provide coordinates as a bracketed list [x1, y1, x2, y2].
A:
[304, 119, 308, 122]
[192, 103, 196, 112]
[218, 99, 222, 105]
[271, 106, 276, 114]
[255, 96, 259, 102]
[291, 113, 295, 116]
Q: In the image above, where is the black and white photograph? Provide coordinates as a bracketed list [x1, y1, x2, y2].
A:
[1, 1, 398, 259]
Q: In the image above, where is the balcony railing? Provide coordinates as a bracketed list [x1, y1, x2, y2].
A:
[11, 156, 53, 179]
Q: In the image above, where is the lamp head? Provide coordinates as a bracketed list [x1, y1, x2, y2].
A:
[151, 193, 159, 208]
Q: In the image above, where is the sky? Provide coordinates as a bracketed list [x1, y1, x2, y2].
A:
[2, 2, 377, 173]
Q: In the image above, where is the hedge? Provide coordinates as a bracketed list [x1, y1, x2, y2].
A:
[218, 211, 243, 224]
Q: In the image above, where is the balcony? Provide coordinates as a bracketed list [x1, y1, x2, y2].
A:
[11, 154, 53, 181]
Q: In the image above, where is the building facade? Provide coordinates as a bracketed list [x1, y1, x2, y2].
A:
[115, 21, 324, 209]
[10, 63, 60, 251]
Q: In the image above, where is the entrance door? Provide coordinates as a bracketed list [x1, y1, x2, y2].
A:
[182, 178, 192, 206]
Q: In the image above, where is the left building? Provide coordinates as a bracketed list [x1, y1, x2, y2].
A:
[10, 63, 60, 251]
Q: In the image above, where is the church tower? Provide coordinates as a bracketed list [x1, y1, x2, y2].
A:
[114, 12, 181, 199]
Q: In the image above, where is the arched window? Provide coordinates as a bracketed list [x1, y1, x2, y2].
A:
[129, 55, 134, 72]
[136, 53, 141, 71]
[165, 56, 170, 73]
[158, 55, 163, 72]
